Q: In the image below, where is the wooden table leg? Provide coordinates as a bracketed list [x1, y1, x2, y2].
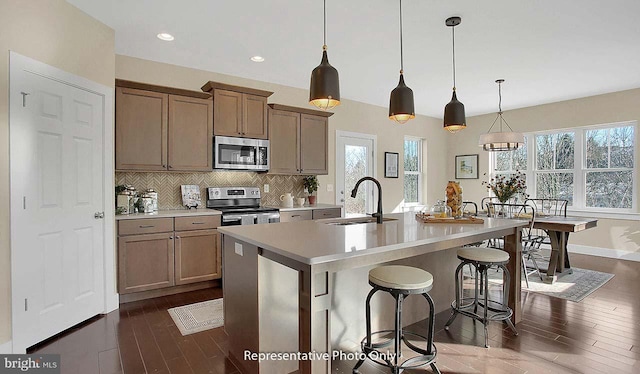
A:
[546, 231, 572, 283]
[299, 267, 332, 374]
[503, 227, 522, 324]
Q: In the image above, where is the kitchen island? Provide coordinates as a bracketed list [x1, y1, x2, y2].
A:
[218, 212, 528, 374]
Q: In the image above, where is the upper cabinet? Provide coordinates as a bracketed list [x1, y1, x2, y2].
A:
[267, 104, 332, 175]
[202, 81, 273, 139]
[115, 80, 213, 172]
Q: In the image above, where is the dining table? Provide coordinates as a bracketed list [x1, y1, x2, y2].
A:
[533, 216, 598, 283]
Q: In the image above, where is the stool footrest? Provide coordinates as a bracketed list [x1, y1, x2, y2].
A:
[360, 330, 437, 371]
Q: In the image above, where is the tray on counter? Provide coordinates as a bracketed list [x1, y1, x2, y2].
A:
[415, 213, 484, 224]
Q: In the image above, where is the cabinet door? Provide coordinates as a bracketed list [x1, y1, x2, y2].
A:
[300, 114, 328, 174]
[243, 94, 268, 139]
[268, 109, 300, 174]
[213, 89, 242, 137]
[168, 95, 213, 171]
[116, 87, 168, 170]
[175, 229, 221, 285]
[118, 233, 174, 294]
[312, 208, 342, 220]
[279, 210, 313, 222]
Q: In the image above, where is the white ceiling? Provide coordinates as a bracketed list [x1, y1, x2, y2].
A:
[68, 0, 640, 118]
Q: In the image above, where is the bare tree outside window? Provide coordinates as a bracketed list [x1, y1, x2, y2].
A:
[404, 138, 422, 204]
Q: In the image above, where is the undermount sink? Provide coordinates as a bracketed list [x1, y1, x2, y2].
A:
[323, 217, 397, 226]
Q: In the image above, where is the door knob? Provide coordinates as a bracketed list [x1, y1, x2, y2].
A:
[94, 212, 104, 219]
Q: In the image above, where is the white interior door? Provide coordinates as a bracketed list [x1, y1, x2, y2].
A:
[336, 132, 376, 217]
[10, 57, 105, 351]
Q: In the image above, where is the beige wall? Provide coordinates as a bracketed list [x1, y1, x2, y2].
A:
[447, 88, 640, 252]
[115, 55, 449, 212]
[0, 0, 115, 346]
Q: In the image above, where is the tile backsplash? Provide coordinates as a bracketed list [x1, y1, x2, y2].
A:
[115, 171, 306, 210]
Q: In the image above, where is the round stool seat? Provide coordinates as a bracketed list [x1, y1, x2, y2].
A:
[457, 248, 509, 263]
[369, 265, 434, 290]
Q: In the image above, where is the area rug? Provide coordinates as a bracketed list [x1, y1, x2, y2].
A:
[482, 264, 614, 302]
[168, 298, 224, 336]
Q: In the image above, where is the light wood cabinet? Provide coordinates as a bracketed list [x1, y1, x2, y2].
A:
[175, 229, 221, 285]
[115, 80, 213, 172]
[267, 104, 332, 175]
[202, 81, 273, 140]
[312, 208, 342, 220]
[118, 232, 175, 294]
[117, 214, 221, 295]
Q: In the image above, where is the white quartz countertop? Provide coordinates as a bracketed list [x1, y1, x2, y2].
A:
[265, 203, 342, 212]
[116, 208, 222, 220]
[218, 212, 529, 266]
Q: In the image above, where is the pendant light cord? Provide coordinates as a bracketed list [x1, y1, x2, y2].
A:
[486, 80, 515, 133]
[452, 26, 456, 90]
[323, 0, 327, 48]
[399, 0, 404, 73]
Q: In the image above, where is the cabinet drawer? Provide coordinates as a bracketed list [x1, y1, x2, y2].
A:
[279, 210, 312, 222]
[175, 215, 221, 231]
[118, 218, 174, 236]
[312, 208, 342, 220]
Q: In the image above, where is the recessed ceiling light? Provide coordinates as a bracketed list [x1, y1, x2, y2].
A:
[250, 56, 265, 62]
[157, 33, 175, 41]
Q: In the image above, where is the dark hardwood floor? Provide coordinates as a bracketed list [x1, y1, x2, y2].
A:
[31, 253, 640, 373]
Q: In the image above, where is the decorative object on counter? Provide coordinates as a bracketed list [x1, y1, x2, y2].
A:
[303, 175, 319, 205]
[126, 185, 138, 213]
[309, 0, 340, 110]
[181, 184, 202, 209]
[144, 188, 158, 211]
[139, 192, 155, 213]
[482, 171, 528, 203]
[479, 79, 525, 151]
[384, 152, 399, 178]
[296, 197, 306, 206]
[416, 212, 484, 224]
[445, 181, 463, 217]
[430, 200, 452, 218]
[115, 184, 132, 215]
[280, 192, 294, 208]
[455, 154, 478, 179]
[389, 0, 415, 124]
[443, 16, 466, 133]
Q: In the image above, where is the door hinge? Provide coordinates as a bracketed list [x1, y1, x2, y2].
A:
[20, 92, 30, 107]
[24, 298, 28, 311]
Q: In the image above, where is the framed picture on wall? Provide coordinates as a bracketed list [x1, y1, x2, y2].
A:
[455, 154, 479, 179]
[385, 152, 399, 178]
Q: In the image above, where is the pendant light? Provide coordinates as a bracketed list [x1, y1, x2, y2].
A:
[309, 0, 340, 110]
[443, 16, 466, 133]
[389, 0, 415, 124]
[479, 79, 525, 151]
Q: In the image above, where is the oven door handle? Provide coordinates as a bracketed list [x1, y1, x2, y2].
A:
[222, 215, 244, 223]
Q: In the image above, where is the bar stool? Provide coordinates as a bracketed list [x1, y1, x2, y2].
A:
[353, 265, 441, 374]
[444, 248, 518, 348]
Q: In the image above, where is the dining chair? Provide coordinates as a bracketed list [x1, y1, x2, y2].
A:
[480, 196, 500, 212]
[485, 202, 544, 288]
[462, 201, 478, 216]
[524, 198, 568, 251]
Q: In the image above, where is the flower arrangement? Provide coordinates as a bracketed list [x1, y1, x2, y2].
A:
[482, 171, 528, 203]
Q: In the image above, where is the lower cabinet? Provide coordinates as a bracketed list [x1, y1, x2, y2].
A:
[279, 210, 313, 222]
[175, 229, 221, 285]
[312, 208, 342, 220]
[118, 232, 175, 294]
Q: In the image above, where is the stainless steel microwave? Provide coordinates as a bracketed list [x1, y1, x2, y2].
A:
[213, 136, 269, 171]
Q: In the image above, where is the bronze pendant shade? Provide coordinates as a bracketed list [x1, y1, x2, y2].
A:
[389, 0, 415, 124]
[443, 16, 466, 133]
[389, 73, 415, 124]
[309, 0, 340, 110]
[310, 47, 340, 110]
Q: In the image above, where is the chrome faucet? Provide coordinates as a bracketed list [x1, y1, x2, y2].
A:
[351, 177, 383, 224]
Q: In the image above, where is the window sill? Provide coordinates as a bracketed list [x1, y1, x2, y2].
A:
[567, 209, 640, 221]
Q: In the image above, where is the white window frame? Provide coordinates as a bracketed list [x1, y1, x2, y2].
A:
[491, 121, 638, 214]
[404, 136, 423, 205]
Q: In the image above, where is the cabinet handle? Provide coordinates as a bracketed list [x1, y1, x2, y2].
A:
[292, 215, 300, 218]
[192, 222, 204, 225]
[139, 225, 155, 228]
[162, 164, 166, 168]
[168, 165, 172, 169]
[169, 236, 173, 239]
[176, 236, 180, 239]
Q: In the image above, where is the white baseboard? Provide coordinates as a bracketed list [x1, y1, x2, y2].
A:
[568, 244, 640, 262]
[0, 340, 13, 354]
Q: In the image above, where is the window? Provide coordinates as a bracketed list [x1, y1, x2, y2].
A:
[491, 121, 637, 212]
[404, 137, 422, 204]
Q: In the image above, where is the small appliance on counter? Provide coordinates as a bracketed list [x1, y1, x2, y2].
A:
[213, 136, 269, 171]
[206, 187, 279, 226]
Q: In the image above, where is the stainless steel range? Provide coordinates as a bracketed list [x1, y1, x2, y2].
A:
[206, 187, 280, 226]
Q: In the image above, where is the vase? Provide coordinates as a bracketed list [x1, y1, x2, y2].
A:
[308, 195, 317, 205]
